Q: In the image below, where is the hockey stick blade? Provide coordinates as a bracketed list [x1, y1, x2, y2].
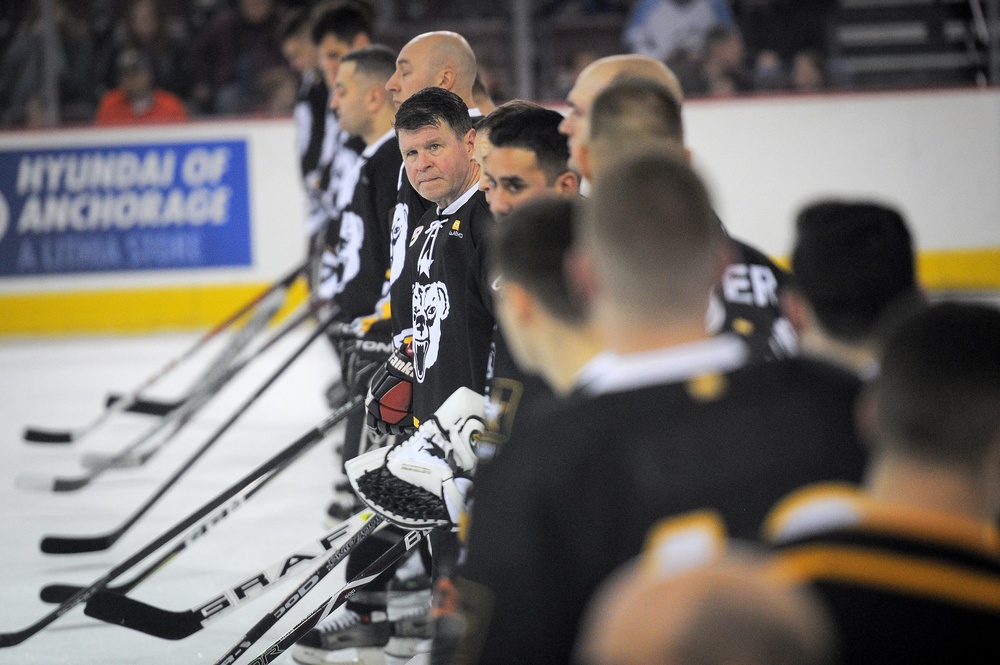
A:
[105, 393, 184, 416]
[79, 449, 154, 471]
[38, 509, 374, 601]
[22, 427, 74, 444]
[15, 474, 88, 493]
[82, 511, 379, 639]
[36, 307, 333, 554]
[0, 397, 360, 649]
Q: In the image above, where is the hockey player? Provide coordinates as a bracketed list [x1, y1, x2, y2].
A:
[316, 44, 400, 523]
[306, 4, 373, 292]
[780, 199, 923, 378]
[454, 151, 868, 664]
[367, 31, 485, 437]
[472, 103, 581, 458]
[764, 302, 1000, 664]
[578, 72, 797, 362]
[297, 86, 493, 665]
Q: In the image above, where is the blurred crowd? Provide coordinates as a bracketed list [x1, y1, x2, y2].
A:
[0, 0, 844, 129]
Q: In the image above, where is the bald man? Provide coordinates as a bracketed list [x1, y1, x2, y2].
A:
[563, 64, 797, 363]
[385, 30, 479, 111]
[559, 54, 683, 177]
[577, 554, 838, 665]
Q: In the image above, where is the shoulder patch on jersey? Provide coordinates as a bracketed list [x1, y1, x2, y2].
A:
[731, 317, 755, 337]
[685, 373, 727, 402]
[410, 226, 424, 246]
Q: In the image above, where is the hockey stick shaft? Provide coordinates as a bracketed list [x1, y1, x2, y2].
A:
[40, 308, 337, 553]
[82, 511, 381, 639]
[211, 515, 389, 665]
[22, 265, 303, 445]
[0, 396, 363, 649]
[20, 300, 318, 494]
[242, 529, 427, 665]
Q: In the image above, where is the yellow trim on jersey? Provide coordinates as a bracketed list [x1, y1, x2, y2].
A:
[642, 509, 728, 577]
[0, 279, 308, 336]
[764, 483, 1000, 555]
[771, 545, 1000, 611]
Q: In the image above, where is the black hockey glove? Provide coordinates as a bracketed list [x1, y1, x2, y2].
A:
[341, 333, 395, 396]
[365, 343, 417, 437]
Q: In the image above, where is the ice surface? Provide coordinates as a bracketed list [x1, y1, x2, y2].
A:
[0, 324, 353, 664]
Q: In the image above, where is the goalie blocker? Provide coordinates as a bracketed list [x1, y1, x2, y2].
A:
[347, 387, 485, 529]
[365, 343, 418, 436]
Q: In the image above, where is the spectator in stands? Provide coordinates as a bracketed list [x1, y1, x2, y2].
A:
[96, 0, 190, 101]
[623, 0, 732, 64]
[764, 301, 1000, 664]
[94, 46, 188, 125]
[671, 24, 752, 97]
[781, 200, 923, 378]
[186, 0, 288, 115]
[0, 0, 96, 125]
[790, 48, 829, 91]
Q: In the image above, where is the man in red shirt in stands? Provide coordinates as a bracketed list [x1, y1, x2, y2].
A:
[95, 47, 188, 125]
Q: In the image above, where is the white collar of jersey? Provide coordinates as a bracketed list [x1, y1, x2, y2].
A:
[438, 182, 481, 216]
[362, 128, 396, 158]
[583, 334, 748, 396]
[572, 351, 617, 392]
[469, 107, 482, 117]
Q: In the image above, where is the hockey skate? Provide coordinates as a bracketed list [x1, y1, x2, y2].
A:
[291, 607, 391, 665]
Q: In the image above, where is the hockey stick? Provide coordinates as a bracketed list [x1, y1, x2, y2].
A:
[39, 308, 338, 553]
[16, 300, 316, 494]
[103, 393, 185, 417]
[210, 515, 391, 665]
[81, 510, 381, 639]
[22, 264, 303, 444]
[0, 396, 363, 649]
[240, 528, 428, 665]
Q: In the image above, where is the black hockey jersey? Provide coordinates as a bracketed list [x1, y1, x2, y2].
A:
[458, 339, 868, 664]
[765, 485, 1000, 665]
[321, 129, 400, 324]
[402, 186, 494, 423]
[293, 69, 329, 181]
[712, 232, 796, 363]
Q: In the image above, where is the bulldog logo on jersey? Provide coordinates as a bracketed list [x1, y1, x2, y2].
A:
[412, 281, 451, 382]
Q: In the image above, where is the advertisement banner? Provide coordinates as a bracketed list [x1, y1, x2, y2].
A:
[0, 139, 252, 276]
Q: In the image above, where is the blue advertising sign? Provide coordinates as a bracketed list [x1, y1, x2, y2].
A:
[0, 140, 252, 276]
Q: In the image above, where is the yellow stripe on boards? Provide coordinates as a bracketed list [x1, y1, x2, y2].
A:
[773, 247, 1000, 291]
[0, 279, 308, 336]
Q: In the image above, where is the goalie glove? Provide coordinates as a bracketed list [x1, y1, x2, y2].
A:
[346, 387, 486, 529]
[365, 343, 417, 436]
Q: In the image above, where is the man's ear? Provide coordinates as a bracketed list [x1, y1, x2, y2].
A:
[505, 282, 535, 326]
[438, 68, 456, 91]
[577, 141, 594, 183]
[366, 84, 384, 112]
[555, 170, 580, 196]
[464, 128, 477, 157]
